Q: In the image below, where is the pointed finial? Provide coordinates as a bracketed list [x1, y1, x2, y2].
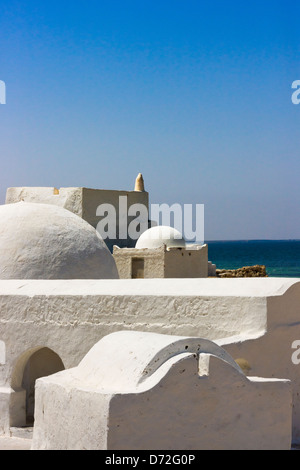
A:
[134, 173, 145, 192]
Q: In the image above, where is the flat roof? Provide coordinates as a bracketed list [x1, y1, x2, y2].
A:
[0, 277, 298, 298]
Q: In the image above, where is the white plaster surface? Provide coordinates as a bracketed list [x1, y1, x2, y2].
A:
[0, 202, 119, 280]
[0, 436, 32, 450]
[5, 186, 150, 251]
[0, 277, 299, 443]
[0, 341, 5, 365]
[135, 225, 186, 249]
[31, 331, 292, 450]
[5, 187, 83, 217]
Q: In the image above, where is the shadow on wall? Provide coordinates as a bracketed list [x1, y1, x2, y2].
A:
[12, 347, 65, 426]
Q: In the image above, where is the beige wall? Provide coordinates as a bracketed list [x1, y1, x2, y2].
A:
[164, 245, 208, 278]
[113, 246, 165, 278]
[113, 244, 208, 278]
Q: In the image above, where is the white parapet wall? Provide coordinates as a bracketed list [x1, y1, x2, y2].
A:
[0, 277, 299, 443]
[31, 331, 292, 450]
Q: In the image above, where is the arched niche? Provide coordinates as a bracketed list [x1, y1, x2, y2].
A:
[10, 347, 65, 427]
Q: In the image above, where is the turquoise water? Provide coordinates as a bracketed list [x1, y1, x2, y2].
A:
[206, 240, 300, 278]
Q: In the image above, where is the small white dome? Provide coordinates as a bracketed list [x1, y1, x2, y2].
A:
[136, 225, 186, 250]
[0, 202, 119, 280]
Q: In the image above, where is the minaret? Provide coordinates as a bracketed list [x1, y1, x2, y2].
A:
[134, 173, 145, 192]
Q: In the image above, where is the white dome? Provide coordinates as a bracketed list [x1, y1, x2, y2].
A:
[136, 225, 186, 250]
[0, 202, 119, 280]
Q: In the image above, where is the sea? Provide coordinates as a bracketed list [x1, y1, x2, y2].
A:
[205, 240, 300, 278]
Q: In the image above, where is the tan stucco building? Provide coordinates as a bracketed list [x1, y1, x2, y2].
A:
[113, 244, 208, 279]
[113, 225, 209, 279]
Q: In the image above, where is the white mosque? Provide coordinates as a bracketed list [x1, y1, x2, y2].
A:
[0, 177, 299, 450]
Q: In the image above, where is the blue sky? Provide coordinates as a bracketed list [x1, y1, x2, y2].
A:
[0, 0, 299, 240]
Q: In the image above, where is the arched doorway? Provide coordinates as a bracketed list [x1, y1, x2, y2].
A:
[11, 347, 65, 427]
[22, 348, 65, 425]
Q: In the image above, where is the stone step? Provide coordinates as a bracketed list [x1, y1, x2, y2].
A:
[10, 427, 33, 440]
